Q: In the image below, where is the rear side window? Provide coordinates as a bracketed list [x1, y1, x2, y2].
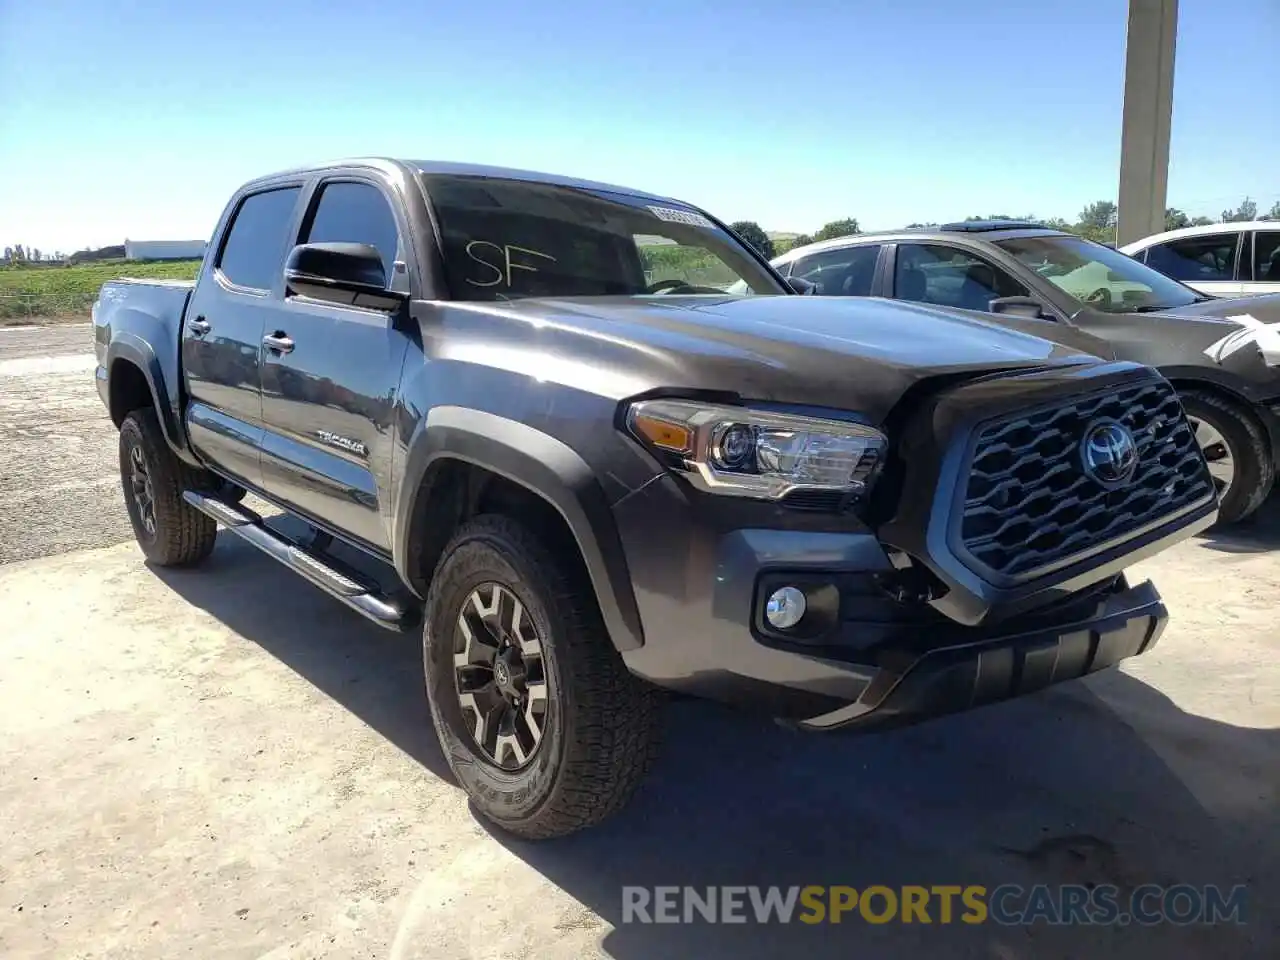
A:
[790, 245, 881, 296]
[1146, 234, 1240, 282]
[302, 181, 401, 280]
[216, 187, 301, 291]
[1252, 231, 1280, 282]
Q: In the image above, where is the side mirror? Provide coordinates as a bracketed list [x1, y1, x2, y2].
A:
[787, 276, 816, 295]
[989, 295, 1047, 319]
[284, 242, 407, 311]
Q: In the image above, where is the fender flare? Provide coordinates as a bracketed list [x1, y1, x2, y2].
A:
[394, 406, 645, 652]
[106, 329, 195, 462]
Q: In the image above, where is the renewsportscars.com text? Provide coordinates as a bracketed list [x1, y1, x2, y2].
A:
[621, 884, 1247, 926]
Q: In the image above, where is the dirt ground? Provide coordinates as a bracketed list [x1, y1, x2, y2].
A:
[1, 324, 1277, 959]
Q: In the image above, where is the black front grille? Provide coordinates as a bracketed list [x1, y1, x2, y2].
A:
[958, 379, 1214, 581]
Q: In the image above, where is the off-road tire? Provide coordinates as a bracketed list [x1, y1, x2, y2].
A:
[1181, 390, 1273, 525]
[423, 514, 661, 839]
[118, 408, 218, 566]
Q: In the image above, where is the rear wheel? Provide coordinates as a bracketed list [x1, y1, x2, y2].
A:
[423, 515, 661, 839]
[118, 408, 218, 566]
[1181, 391, 1273, 525]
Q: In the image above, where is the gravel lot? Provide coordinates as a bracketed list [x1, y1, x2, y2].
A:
[1, 325, 1277, 959]
[0, 325, 133, 563]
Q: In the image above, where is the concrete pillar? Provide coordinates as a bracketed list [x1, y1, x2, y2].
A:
[1117, 0, 1178, 246]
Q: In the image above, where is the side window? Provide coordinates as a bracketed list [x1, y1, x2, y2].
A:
[1146, 234, 1239, 282]
[302, 181, 401, 282]
[216, 187, 302, 291]
[790, 245, 881, 296]
[894, 243, 1027, 312]
[1253, 231, 1280, 283]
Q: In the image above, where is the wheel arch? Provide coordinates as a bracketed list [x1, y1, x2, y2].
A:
[105, 331, 194, 462]
[394, 407, 645, 652]
[1166, 374, 1274, 457]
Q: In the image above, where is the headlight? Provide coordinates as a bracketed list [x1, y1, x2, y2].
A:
[626, 398, 887, 500]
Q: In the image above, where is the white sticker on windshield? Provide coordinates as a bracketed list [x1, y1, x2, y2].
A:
[647, 205, 715, 228]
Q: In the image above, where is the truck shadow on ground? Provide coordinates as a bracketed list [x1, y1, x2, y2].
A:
[1196, 494, 1280, 554]
[155, 538, 1279, 960]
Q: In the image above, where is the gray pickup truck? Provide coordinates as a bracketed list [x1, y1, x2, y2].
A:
[93, 159, 1217, 838]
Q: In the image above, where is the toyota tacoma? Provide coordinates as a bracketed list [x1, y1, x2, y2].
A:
[93, 160, 1218, 838]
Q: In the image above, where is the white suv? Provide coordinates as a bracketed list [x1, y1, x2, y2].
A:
[1120, 221, 1280, 297]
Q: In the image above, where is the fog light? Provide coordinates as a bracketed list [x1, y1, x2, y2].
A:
[765, 586, 806, 629]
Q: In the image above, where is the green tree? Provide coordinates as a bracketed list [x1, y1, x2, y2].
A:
[813, 218, 860, 242]
[1074, 201, 1118, 244]
[789, 233, 814, 250]
[1221, 197, 1257, 223]
[729, 221, 775, 259]
[1040, 217, 1072, 231]
[1190, 216, 1215, 227]
[1264, 201, 1280, 221]
[1078, 201, 1117, 229]
[1164, 208, 1190, 231]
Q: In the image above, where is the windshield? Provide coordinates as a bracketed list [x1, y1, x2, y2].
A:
[422, 174, 785, 301]
[995, 235, 1204, 313]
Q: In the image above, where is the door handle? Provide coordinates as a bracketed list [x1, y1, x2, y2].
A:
[263, 332, 295, 354]
[188, 316, 211, 336]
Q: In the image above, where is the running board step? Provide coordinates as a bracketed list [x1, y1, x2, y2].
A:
[183, 490, 415, 632]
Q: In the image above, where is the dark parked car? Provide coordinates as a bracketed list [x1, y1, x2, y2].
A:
[770, 221, 1280, 524]
[94, 164, 1215, 838]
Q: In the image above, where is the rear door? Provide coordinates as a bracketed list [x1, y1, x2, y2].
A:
[257, 176, 412, 553]
[182, 184, 304, 488]
[1144, 232, 1244, 296]
[1241, 229, 1280, 296]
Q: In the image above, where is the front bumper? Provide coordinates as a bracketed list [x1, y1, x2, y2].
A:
[793, 577, 1166, 731]
[614, 478, 1173, 730]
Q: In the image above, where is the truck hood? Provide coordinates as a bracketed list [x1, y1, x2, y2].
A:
[450, 294, 1105, 423]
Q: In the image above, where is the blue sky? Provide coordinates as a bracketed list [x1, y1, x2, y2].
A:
[1, 0, 1276, 252]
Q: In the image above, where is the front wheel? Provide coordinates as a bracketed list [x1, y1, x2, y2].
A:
[1181, 391, 1274, 525]
[423, 515, 661, 839]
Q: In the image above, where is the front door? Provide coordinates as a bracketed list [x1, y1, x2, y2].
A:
[258, 177, 411, 554]
[182, 185, 304, 489]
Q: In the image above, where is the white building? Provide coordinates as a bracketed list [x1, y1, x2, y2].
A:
[124, 239, 208, 261]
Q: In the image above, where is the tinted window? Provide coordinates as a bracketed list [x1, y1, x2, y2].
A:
[790, 245, 881, 296]
[302, 181, 401, 280]
[422, 174, 784, 300]
[1146, 234, 1240, 282]
[894, 243, 1026, 312]
[217, 187, 301, 290]
[1253, 231, 1280, 283]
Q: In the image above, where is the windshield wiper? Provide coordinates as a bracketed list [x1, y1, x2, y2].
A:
[1129, 303, 1179, 313]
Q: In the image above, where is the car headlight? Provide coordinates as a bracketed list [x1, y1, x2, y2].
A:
[626, 399, 887, 500]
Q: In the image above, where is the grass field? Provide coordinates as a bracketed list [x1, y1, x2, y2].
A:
[0, 260, 201, 324]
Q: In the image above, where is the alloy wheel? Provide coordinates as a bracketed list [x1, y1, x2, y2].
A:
[128, 445, 157, 537]
[452, 582, 550, 770]
[1189, 416, 1236, 499]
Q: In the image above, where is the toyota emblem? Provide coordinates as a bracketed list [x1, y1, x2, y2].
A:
[1081, 420, 1139, 487]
